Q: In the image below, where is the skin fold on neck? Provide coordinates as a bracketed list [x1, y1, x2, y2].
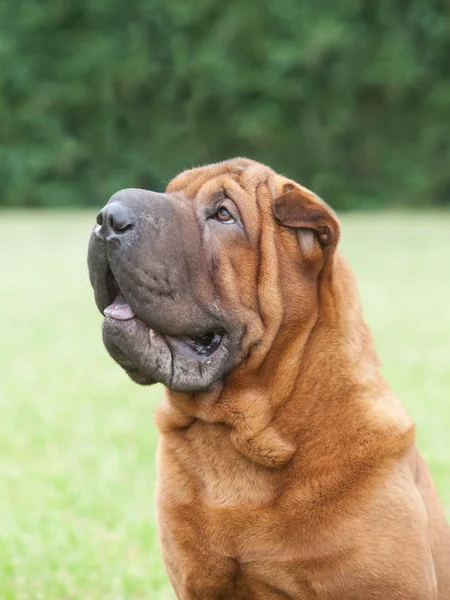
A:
[155, 252, 414, 472]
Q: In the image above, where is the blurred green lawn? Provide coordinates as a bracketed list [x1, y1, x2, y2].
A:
[1, 211, 449, 599]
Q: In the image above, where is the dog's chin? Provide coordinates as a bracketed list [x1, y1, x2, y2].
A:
[101, 316, 237, 392]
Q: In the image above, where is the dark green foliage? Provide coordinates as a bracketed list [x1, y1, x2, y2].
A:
[1, 0, 449, 208]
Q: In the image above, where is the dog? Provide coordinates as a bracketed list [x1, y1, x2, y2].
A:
[88, 158, 450, 599]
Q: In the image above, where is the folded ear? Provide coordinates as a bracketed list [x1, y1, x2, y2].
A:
[273, 184, 340, 251]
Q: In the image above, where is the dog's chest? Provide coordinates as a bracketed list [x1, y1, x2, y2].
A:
[158, 423, 357, 598]
[182, 421, 281, 506]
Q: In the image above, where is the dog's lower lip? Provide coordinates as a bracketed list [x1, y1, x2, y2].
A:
[103, 308, 225, 358]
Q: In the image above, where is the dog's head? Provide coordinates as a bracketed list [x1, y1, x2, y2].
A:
[87, 158, 340, 392]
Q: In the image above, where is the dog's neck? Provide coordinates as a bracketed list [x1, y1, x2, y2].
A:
[156, 253, 413, 469]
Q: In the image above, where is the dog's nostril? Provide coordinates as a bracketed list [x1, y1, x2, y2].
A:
[107, 202, 134, 235]
[96, 202, 134, 236]
[111, 219, 133, 233]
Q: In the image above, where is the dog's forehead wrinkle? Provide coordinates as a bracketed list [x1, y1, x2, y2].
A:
[196, 177, 227, 203]
[166, 158, 275, 197]
[240, 165, 273, 191]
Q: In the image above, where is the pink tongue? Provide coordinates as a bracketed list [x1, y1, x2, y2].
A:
[104, 295, 136, 320]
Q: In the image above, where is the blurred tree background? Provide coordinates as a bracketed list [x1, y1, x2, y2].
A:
[1, 0, 449, 209]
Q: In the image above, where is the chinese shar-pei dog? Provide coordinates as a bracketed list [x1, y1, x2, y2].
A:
[88, 158, 450, 599]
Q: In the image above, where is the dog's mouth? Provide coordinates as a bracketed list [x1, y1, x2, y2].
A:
[103, 269, 225, 360]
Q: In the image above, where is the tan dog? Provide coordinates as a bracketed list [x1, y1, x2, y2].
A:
[88, 158, 450, 599]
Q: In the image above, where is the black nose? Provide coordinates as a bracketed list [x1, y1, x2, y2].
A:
[96, 202, 134, 238]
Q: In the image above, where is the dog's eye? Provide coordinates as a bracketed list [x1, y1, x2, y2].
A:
[214, 207, 235, 224]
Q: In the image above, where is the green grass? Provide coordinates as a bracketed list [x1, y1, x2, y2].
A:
[1, 210, 449, 599]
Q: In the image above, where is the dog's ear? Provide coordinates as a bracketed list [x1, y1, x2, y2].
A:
[273, 184, 340, 255]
